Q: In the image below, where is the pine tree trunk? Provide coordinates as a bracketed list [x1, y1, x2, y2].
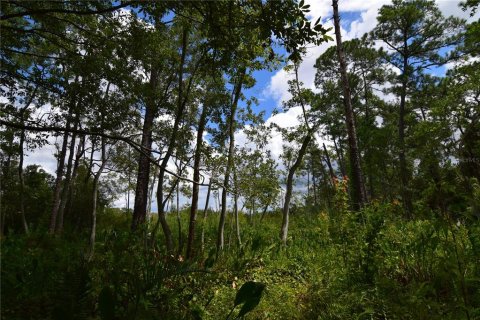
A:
[132, 71, 158, 231]
[332, 0, 367, 210]
[399, 51, 413, 217]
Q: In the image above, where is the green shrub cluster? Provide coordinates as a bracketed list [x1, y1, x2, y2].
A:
[2, 204, 479, 319]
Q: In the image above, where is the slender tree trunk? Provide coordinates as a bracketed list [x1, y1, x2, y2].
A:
[56, 119, 79, 233]
[280, 134, 312, 245]
[332, 0, 367, 210]
[217, 68, 245, 255]
[312, 161, 318, 206]
[259, 201, 270, 222]
[17, 87, 38, 234]
[18, 126, 29, 234]
[131, 71, 159, 230]
[201, 179, 212, 252]
[186, 105, 208, 259]
[399, 50, 413, 217]
[49, 117, 71, 233]
[87, 137, 107, 261]
[323, 143, 336, 185]
[175, 164, 183, 254]
[152, 27, 201, 252]
[146, 163, 159, 223]
[333, 138, 346, 177]
[233, 169, 241, 246]
[66, 135, 85, 224]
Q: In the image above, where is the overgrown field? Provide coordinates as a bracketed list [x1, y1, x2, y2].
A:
[2, 203, 479, 319]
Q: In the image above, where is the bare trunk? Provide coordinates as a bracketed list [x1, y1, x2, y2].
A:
[67, 135, 85, 224]
[87, 138, 107, 261]
[399, 51, 413, 217]
[146, 164, 159, 223]
[152, 28, 204, 252]
[280, 134, 312, 245]
[200, 179, 212, 252]
[56, 119, 79, 233]
[186, 104, 208, 259]
[18, 127, 29, 234]
[233, 169, 241, 246]
[132, 72, 158, 230]
[49, 118, 71, 233]
[176, 167, 183, 254]
[322, 143, 336, 185]
[333, 138, 346, 177]
[332, 0, 367, 210]
[217, 68, 245, 255]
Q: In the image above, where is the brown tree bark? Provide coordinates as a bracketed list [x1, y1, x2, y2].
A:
[131, 71, 159, 231]
[332, 0, 367, 210]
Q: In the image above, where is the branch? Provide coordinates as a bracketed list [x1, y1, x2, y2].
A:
[0, 119, 211, 187]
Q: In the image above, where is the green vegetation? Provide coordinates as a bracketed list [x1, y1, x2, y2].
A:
[2, 198, 479, 319]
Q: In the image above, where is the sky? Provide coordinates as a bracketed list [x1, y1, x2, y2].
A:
[20, 0, 479, 212]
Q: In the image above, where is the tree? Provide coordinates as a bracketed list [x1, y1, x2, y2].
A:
[332, 0, 367, 210]
[371, 0, 465, 216]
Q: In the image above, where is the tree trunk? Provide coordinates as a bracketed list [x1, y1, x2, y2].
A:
[146, 163, 159, 223]
[332, 0, 367, 210]
[18, 126, 29, 234]
[175, 164, 183, 254]
[67, 135, 85, 224]
[131, 71, 159, 231]
[87, 137, 107, 261]
[152, 27, 199, 253]
[217, 68, 245, 255]
[200, 179, 212, 252]
[399, 50, 413, 217]
[186, 104, 208, 259]
[233, 169, 241, 246]
[280, 134, 312, 245]
[333, 138, 346, 177]
[49, 117, 71, 233]
[56, 118, 79, 233]
[322, 143, 336, 185]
